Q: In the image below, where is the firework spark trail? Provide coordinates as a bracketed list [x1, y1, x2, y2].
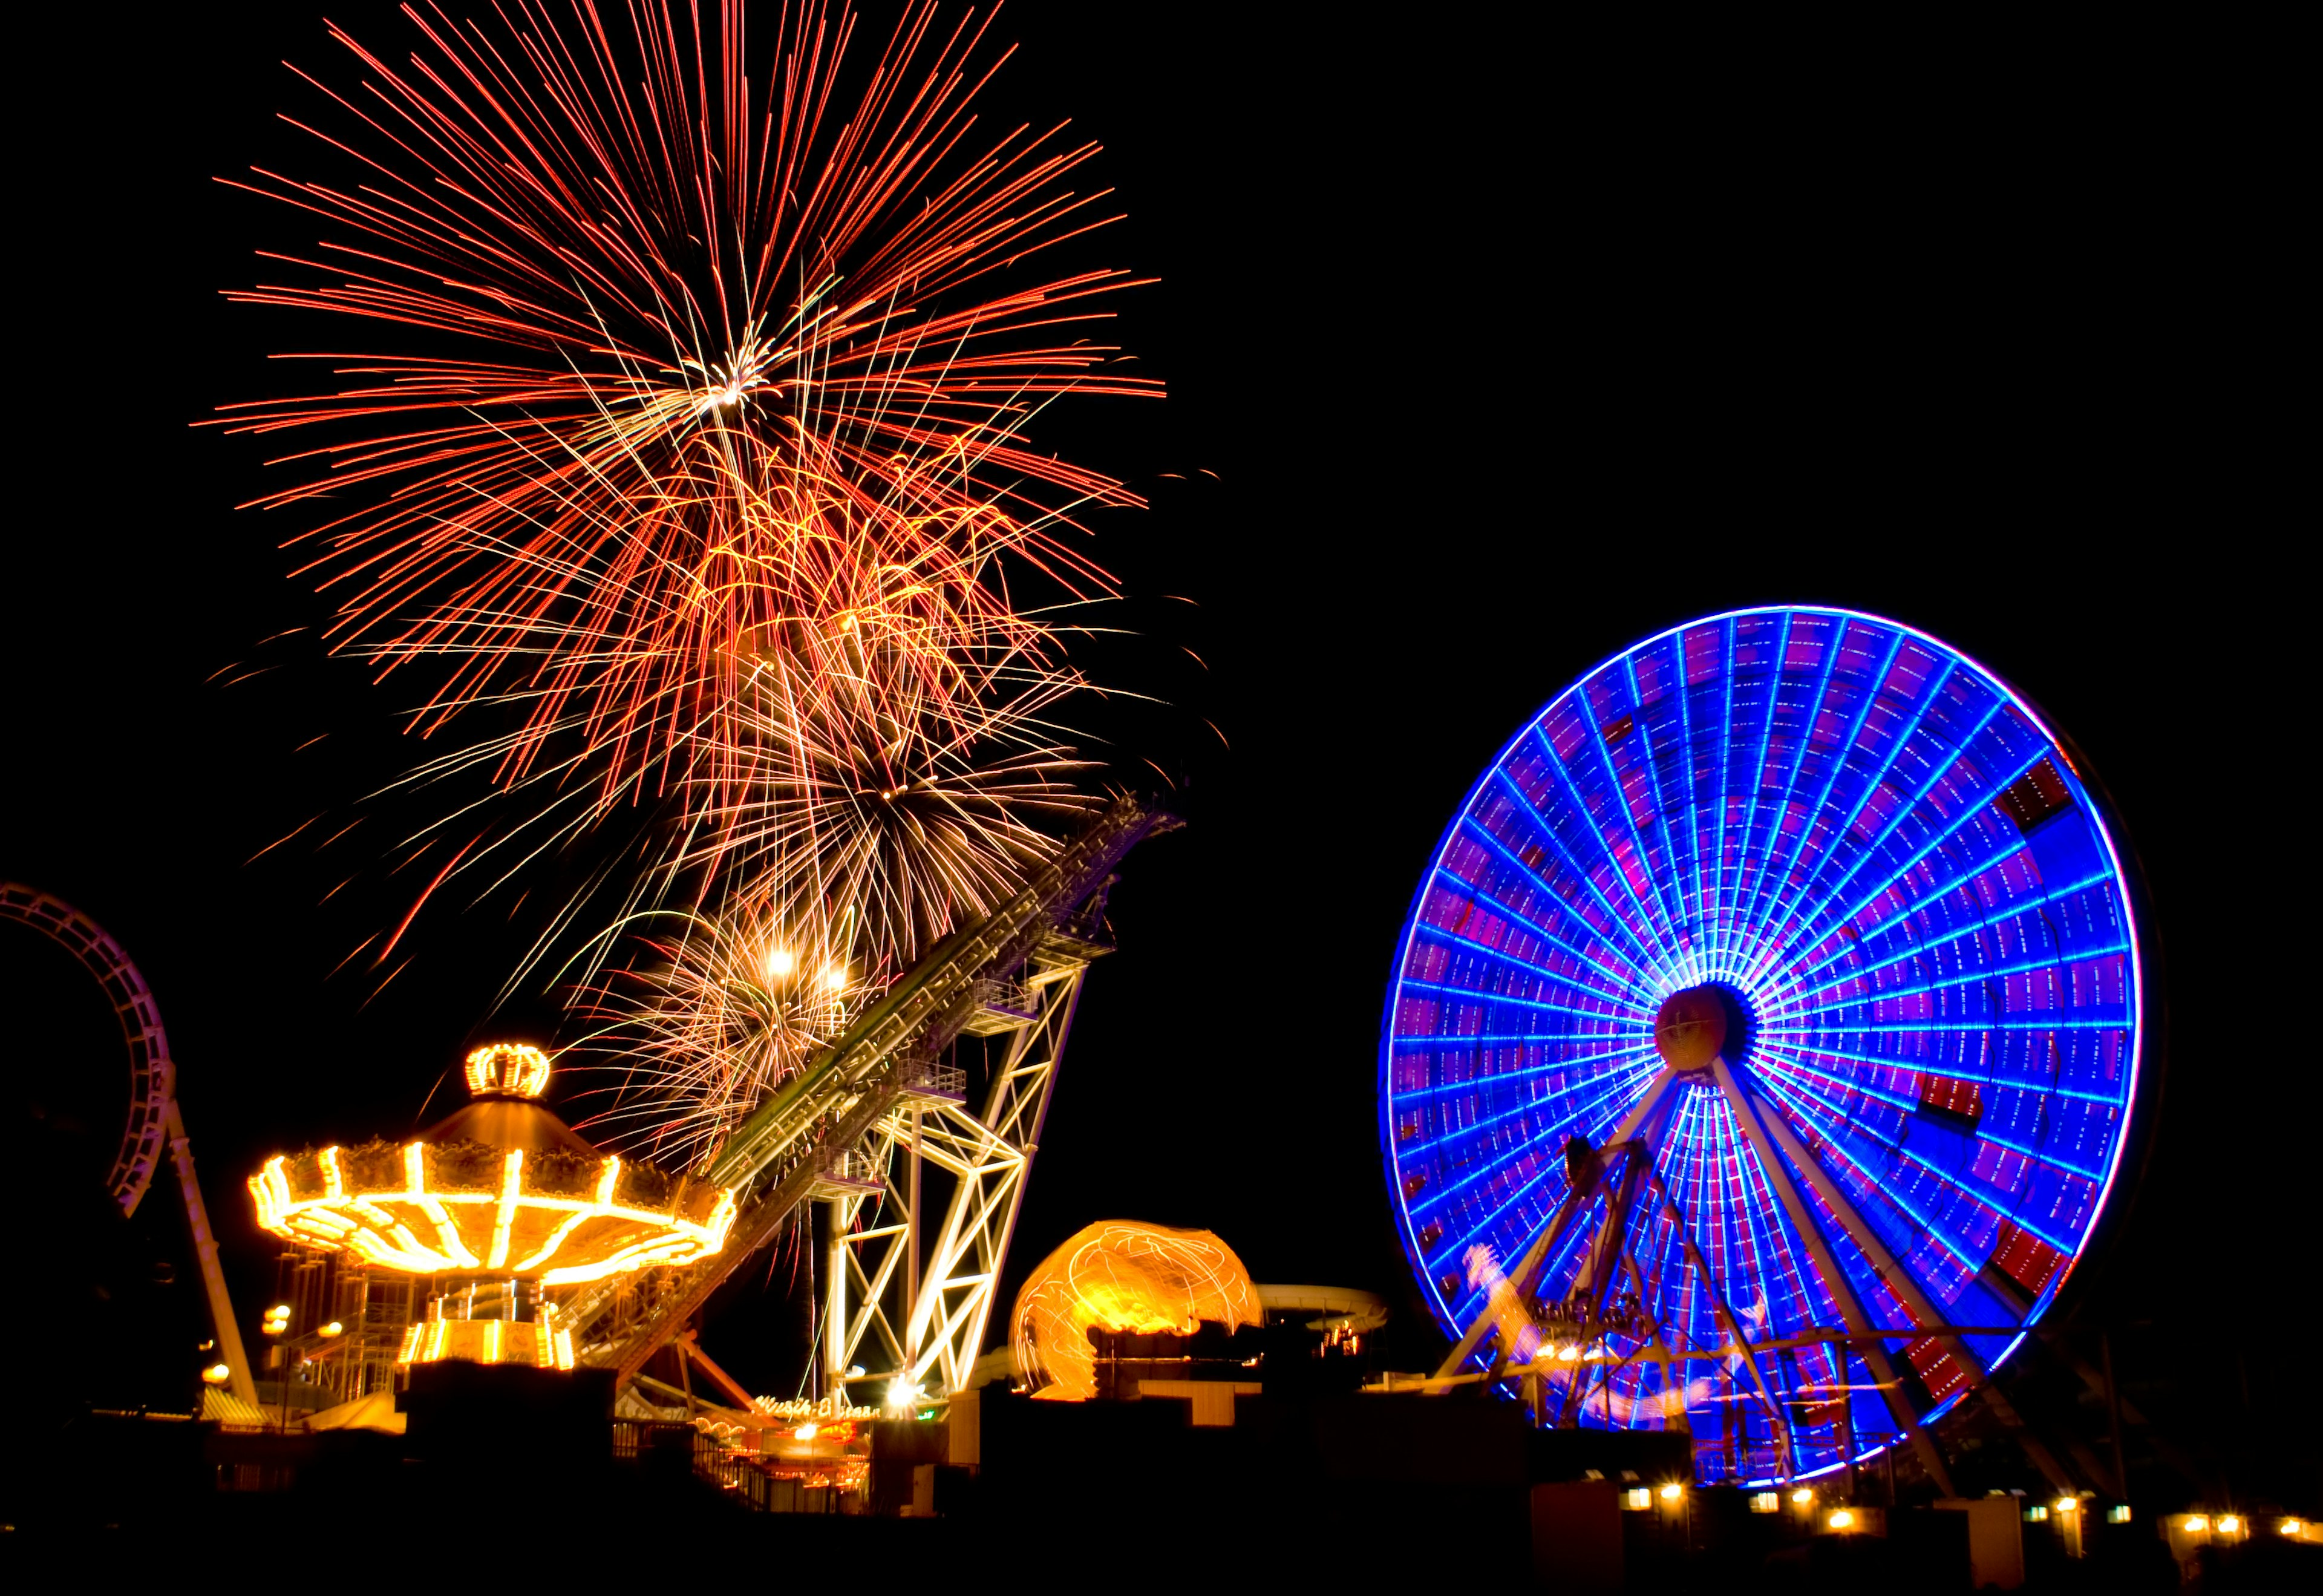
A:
[222, 1, 1152, 1126]
[220, 0, 1146, 803]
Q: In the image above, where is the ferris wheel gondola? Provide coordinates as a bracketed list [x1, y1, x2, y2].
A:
[1379, 608, 2149, 1485]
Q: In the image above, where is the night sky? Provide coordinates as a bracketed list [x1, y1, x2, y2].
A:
[2, 3, 2296, 1422]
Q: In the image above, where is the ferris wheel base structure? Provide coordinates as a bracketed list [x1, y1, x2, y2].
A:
[1379, 608, 2156, 1493]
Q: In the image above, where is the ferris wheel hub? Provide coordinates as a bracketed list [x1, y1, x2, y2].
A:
[1653, 986, 1734, 1073]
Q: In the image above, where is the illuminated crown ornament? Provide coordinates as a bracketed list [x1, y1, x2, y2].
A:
[249, 1040, 736, 1372]
[464, 1041, 551, 1099]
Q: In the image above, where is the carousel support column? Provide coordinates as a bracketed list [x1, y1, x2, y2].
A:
[166, 1101, 257, 1405]
[906, 1105, 923, 1332]
[823, 1194, 854, 1396]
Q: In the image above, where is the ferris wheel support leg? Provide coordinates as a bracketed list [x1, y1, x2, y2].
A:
[1713, 1061, 2082, 1494]
[1707, 1057, 1955, 1497]
[1552, 1140, 1655, 1429]
[1645, 1166, 1795, 1480]
[1621, 1246, 1690, 1436]
[1431, 1066, 1679, 1383]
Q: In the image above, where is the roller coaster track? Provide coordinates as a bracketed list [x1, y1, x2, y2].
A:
[1, 883, 258, 1405]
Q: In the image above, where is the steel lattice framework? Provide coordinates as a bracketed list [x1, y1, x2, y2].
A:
[566, 799, 1174, 1395]
[1379, 609, 2149, 1489]
[820, 947, 1096, 1399]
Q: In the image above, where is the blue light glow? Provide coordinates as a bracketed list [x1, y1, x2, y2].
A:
[1379, 607, 2145, 1485]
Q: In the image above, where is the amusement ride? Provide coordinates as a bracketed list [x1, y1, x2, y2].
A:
[1380, 606, 2151, 1490]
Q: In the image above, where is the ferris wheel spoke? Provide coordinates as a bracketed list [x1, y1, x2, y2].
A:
[1729, 617, 1844, 971]
[1710, 612, 1795, 978]
[1534, 716, 1694, 980]
[1499, 744, 1678, 978]
[1610, 647, 1707, 976]
[1767, 736, 2055, 993]
[1410, 878, 1657, 1006]
[1773, 821, 2100, 998]
[1743, 650, 1950, 978]
[1754, 728, 2017, 1001]
[1731, 625, 1907, 986]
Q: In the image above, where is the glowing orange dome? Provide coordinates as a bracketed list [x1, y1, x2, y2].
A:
[1010, 1220, 1263, 1401]
[247, 1044, 735, 1289]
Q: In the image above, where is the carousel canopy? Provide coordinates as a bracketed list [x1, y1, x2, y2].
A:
[248, 1044, 735, 1286]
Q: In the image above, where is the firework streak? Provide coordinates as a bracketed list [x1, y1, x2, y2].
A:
[221, 1, 1149, 1143]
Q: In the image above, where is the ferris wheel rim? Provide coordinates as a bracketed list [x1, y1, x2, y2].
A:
[1376, 606, 2148, 1483]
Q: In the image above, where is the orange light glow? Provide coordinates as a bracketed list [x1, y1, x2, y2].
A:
[464, 1042, 552, 1099]
[393, 1316, 573, 1370]
[1011, 1220, 1263, 1401]
[247, 1144, 733, 1283]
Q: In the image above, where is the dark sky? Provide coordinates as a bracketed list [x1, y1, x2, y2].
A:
[2, 4, 2295, 1404]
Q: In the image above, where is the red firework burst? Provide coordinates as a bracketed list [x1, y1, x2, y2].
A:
[220, 0, 1149, 805]
[219, 0, 1153, 993]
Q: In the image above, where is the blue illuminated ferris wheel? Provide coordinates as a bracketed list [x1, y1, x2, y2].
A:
[1379, 607, 2148, 1486]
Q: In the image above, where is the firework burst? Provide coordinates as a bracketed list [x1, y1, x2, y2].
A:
[225, 1, 1147, 938]
[223, 1, 1151, 1131]
[570, 900, 874, 1166]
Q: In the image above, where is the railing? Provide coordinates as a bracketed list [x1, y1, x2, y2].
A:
[815, 1147, 884, 1188]
[901, 1060, 967, 1098]
[974, 978, 1042, 1019]
[1047, 897, 1116, 951]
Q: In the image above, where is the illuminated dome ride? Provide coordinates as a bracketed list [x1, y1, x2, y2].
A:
[1380, 607, 2148, 1490]
[250, 1044, 735, 1370]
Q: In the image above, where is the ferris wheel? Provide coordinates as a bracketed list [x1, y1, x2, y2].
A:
[1379, 607, 2148, 1488]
